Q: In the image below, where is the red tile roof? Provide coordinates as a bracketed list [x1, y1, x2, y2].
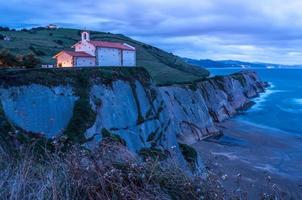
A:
[53, 51, 95, 58]
[88, 41, 135, 51]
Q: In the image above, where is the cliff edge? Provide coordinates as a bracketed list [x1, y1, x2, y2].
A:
[0, 68, 267, 170]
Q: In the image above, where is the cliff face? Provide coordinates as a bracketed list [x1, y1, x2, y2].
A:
[85, 79, 175, 153]
[0, 68, 266, 170]
[200, 71, 267, 122]
[159, 86, 220, 145]
[159, 71, 267, 143]
[0, 85, 77, 137]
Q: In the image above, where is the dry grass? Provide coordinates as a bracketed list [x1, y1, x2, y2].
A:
[0, 137, 285, 200]
[0, 138, 226, 200]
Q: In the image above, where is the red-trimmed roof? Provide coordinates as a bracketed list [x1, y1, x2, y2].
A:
[88, 41, 135, 51]
[53, 51, 95, 58]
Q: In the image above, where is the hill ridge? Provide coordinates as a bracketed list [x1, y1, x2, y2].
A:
[0, 28, 209, 84]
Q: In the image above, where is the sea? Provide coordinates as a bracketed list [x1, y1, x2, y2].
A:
[208, 68, 302, 135]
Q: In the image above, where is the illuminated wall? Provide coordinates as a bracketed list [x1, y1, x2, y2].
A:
[56, 52, 73, 67]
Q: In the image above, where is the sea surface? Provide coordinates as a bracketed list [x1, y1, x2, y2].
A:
[208, 68, 302, 135]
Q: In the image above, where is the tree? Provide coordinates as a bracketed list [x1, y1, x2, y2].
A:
[21, 54, 41, 68]
[0, 50, 41, 68]
[0, 27, 10, 31]
[0, 49, 19, 67]
[54, 40, 63, 45]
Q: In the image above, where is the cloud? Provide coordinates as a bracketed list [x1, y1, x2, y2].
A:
[1, 0, 302, 64]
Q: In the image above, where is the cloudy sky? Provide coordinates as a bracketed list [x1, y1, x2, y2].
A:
[1, 0, 302, 64]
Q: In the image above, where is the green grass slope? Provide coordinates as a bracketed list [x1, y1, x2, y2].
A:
[0, 28, 209, 85]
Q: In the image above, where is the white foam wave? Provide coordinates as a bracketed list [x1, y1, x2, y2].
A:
[292, 98, 302, 105]
[276, 98, 302, 114]
[250, 82, 286, 111]
[254, 164, 278, 173]
[277, 105, 302, 114]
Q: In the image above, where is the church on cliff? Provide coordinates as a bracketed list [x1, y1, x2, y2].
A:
[53, 32, 136, 67]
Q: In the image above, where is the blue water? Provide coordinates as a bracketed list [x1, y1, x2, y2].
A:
[208, 68, 302, 135]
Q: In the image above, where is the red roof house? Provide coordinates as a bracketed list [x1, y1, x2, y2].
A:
[53, 31, 136, 67]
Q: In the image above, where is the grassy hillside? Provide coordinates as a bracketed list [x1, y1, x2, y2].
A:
[0, 28, 209, 85]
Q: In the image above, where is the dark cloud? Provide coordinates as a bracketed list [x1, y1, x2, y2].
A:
[1, 0, 302, 64]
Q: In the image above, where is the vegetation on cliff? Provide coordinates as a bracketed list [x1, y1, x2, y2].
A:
[0, 66, 151, 87]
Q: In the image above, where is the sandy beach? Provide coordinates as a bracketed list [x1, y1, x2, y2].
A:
[194, 119, 302, 199]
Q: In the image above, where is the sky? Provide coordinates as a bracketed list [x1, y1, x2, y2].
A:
[1, 0, 302, 65]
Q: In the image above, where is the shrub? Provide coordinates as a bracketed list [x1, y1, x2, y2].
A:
[178, 143, 198, 170]
[101, 128, 126, 146]
[0, 49, 19, 67]
[54, 39, 63, 45]
[0, 50, 40, 68]
[0, 27, 10, 31]
[63, 75, 96, 144]
[138, 147, 170, 161]
[21, 54, 41, 68]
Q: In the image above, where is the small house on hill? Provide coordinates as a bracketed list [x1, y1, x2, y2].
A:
[3, 36, 11, 41]
[53, 31, 136, 67]
[47, 24, 58, 29]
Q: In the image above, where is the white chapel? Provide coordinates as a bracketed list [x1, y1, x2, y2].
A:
[53, 31, 136, 67]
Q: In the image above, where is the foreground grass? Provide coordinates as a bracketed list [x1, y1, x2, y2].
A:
[0, 139, 286, 200]
[0, 138, 226, 200]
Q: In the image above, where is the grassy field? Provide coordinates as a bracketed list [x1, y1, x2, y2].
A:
[0, 28, 209, 85]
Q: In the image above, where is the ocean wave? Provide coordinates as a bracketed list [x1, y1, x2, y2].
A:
[254, 164, 279, 174]
[277, 105, 302, 114]
[292, 98, 302, 106]
[276, 98, 302, 114]
[250, 82, 286, 111]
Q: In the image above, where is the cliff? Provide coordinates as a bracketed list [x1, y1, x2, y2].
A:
[198, 71, 267, 122]
[159, 71, 267, 144]
[0, 68, 267, 170]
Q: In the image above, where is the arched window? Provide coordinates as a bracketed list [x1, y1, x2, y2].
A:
[82, 32, 90, 41]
